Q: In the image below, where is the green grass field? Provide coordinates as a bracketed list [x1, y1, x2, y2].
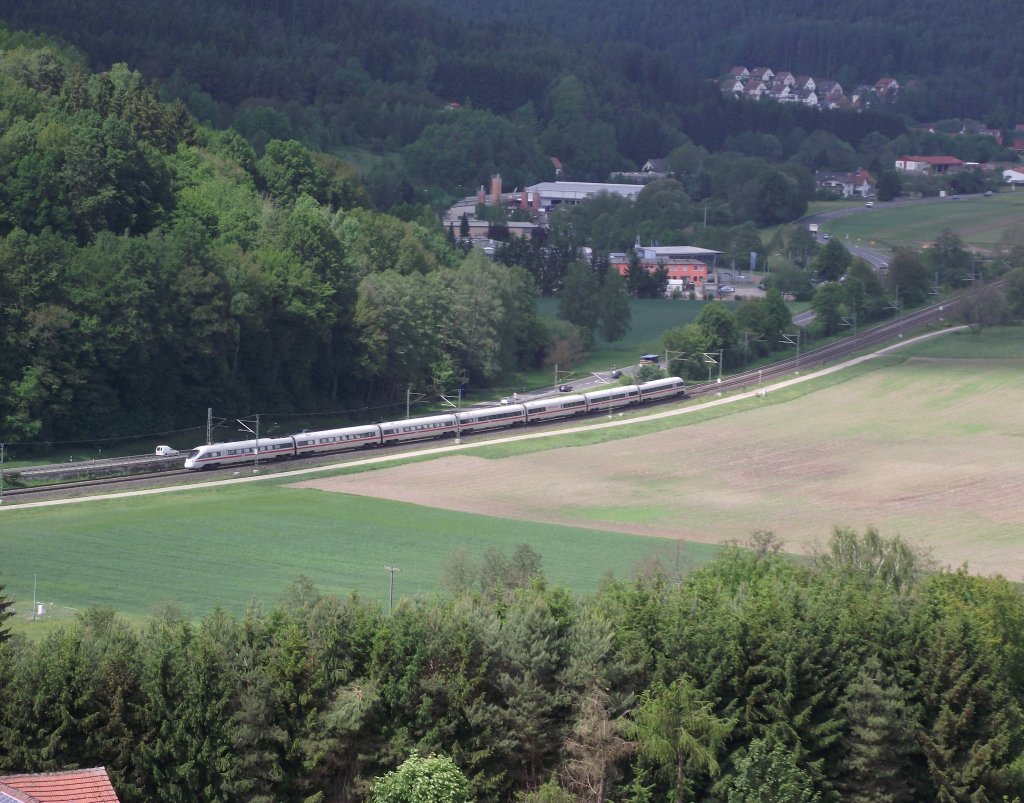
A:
[823, 192, 1024, 251]
[0, 485, 711, 635]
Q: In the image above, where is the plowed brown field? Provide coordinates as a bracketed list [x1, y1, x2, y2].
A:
[294, 357, 1024, 580]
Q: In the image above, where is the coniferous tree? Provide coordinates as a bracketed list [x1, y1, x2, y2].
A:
[0, 580, 13, 642]
[918, 616, 1024, 802]
[726, 736, 820, 803]
[837, 656, 921, 803]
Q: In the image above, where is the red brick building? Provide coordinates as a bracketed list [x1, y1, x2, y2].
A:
[611, 245, 721, 295]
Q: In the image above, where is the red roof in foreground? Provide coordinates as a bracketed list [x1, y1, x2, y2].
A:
[0, 768, 120, 803]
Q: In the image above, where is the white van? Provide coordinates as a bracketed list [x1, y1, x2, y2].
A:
[155, 445, 179, 456]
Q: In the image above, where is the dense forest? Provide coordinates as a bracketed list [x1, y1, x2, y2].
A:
[423, 0, 1024, 126]
[3, 531, 1024, 801]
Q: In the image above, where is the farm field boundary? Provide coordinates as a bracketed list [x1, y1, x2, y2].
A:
[296, 327, 1024, 582]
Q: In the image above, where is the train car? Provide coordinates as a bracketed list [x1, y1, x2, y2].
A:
[637, 376, 687, 401]
[456, 404, 527, 434]
[293, 424, 382, 456]
[584, 384, 642, 412]
[522, 394, 588, 423]
[379, 413, 458, 445]
[184, 436, 297, 469]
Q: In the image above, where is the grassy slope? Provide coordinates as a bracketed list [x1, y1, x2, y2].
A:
[823, 192, 1024, 251]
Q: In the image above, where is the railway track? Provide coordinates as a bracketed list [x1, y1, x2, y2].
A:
[1, 289, 978, 506]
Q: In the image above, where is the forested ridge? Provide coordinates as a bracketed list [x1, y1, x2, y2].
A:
[422, 0, 1024, 125]
[3, 532, 1024, 801]
[0, 0, 917, 188]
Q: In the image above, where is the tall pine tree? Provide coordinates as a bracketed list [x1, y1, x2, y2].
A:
[0, 579, 14, 642]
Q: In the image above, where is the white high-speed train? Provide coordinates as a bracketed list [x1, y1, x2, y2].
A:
[183, 377, 687, 470]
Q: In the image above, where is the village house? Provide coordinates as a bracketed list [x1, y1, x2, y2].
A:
[895, 155, 966, 175]
[1003, 167, 1024, 184]
[719, 65, 894, 111]
[816, 168, 876, 198]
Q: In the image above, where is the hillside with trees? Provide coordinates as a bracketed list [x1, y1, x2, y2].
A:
[422, 0, 1024, 126]
[0, 33, 556, 445]
[0, 0, 915, 194]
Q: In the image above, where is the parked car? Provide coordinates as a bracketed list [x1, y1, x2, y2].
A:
[719, 285, 735, 294]
[154, 445, 179, 457]
[610, 370, 622, 379]
[558, 384, 573, 392]
[865, 201, 874, 207]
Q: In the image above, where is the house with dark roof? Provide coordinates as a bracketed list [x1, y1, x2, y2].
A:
[0, 768, 121, 803]
[640, 158, 669, 177]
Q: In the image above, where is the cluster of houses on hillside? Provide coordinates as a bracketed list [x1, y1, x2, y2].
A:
[720, 66, 900, 110]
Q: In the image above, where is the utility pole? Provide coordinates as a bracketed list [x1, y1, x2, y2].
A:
[384, 566, 401, 614]
[237, 414, 261, 472]
[664, 350, 686, 376]
[0, 442, 4, 506]
[701, 351, 722, 383]
[780, 332, 801, 373]
[207, 407, 213, 445]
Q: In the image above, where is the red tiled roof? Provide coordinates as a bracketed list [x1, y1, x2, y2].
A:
[0, 769, 120, 803]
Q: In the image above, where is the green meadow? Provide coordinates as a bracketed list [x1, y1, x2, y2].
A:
[0, 486, 710, 635]
[823, 191, 1024, 251]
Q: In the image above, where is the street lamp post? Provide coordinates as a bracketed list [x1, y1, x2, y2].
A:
[384, 565, 401, 614]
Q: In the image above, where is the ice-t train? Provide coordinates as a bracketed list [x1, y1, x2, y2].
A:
[183, 376, 686, 469]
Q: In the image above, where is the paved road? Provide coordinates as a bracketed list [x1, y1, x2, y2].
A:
[800, 192, 988, 269]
